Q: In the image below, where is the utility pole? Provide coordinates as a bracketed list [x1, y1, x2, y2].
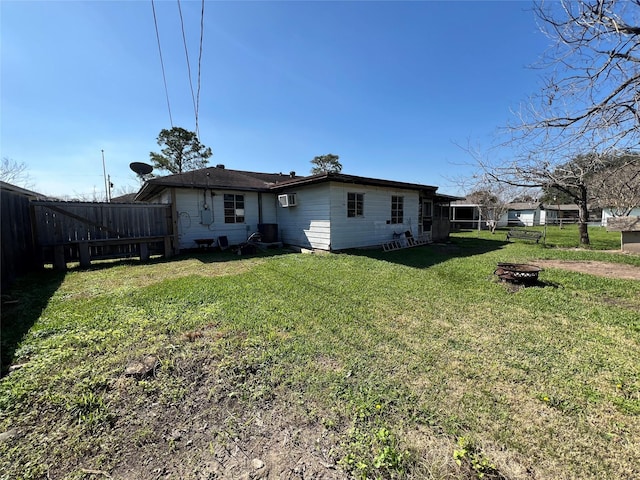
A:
[101, 149, 109, 202]
[107, 174, 113, 203]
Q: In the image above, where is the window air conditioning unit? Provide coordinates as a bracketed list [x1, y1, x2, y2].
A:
[278, 193, 297, 207]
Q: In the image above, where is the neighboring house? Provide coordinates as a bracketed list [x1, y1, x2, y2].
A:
[450, 199, 482, 230]
[451, 199, 605, 229]
[450, 200, 544, 229]
[548, 204, 601, 225]
[505, 202, 543, 227]
[135, 166, 458, 251]
[601, 207, 640, 227]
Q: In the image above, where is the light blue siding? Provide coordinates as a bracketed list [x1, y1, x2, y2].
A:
[274, 182, 422, 250]
[173, 189, 269, 249]
[276, 184, 331, 249]
[328, 183, 420, 250]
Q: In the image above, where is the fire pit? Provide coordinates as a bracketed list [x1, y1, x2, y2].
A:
[494, 263, 543, 285]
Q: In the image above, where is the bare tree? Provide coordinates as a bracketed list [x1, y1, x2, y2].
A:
[481, 154, 601, 244]
[0, 157, 32, 188]
[482, 0, 640, 245]
[466, 190, 508, 234]
[525, 0, 640, 152]
[464, 176, 530, 233]
[589, 152, 640, 216]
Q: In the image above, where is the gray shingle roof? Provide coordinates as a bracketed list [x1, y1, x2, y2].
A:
[136, 167, 299, 200]
[135, 166, 446, 202]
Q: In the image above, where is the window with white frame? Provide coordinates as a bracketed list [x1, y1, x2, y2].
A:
[347, 192, 364, 217]
[391, 195, 404, 224]
[224, 194, 245, 223]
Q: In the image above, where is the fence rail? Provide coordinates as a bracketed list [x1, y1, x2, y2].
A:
[30, 201, 174, 268]
[32, 201, 171, 244]
[450, 218, 603, 231]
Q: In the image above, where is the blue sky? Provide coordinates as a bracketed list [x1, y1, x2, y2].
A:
[1, 0, 550, 199]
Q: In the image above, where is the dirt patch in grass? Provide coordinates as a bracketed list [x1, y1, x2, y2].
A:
[108, 334, 346, 479]
[535, 260, 640, 281]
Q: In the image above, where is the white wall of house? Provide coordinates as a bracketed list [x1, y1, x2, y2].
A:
[275, 184, 331, 250]
[602, 207, 640, 226]
[159, 191, 172, 204]
[260, 193, 278, 224]
[149, 182, 436, 251]
[507, 209, 539, 226]
[274, 182, 421, 250]
[328, 183, 420, 250]
[171, 188, 270, 249]
[540, 210, 551, 225]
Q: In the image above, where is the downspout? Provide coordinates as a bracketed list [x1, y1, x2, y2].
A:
[258, 192, 263, 224]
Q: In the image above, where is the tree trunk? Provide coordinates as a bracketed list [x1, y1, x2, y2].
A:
[577, 186, 590, 245]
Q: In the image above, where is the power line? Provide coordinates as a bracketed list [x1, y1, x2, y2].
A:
[195, 0, 205, 138]
[177, 0, 198, 134]
[151, 0, 174, 127]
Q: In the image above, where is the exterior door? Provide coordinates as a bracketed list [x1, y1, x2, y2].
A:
[419, 198, 433, 235]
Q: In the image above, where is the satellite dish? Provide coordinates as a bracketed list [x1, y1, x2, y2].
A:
[130, 162, 153, 175]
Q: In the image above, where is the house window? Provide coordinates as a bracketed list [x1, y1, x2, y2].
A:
[224, 194, 245, 223]
[347, 192, 364, 217]
[391, 195, 404, 224]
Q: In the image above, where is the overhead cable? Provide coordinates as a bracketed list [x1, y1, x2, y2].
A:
[195, 0, 205, 138]
[151, 0, 174, 127]
[177, 0, 198, 134]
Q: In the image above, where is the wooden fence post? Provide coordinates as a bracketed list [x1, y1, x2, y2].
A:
[78, 242, 91, 267]
[53, 245, 66, 270]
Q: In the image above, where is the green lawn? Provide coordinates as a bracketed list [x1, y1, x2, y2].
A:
[457, 223, 622, 250]
[1, 233, 639, 479]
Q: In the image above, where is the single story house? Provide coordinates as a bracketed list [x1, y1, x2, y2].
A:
[450, 200, 547, 229]
[135, 165, 458, 252]
[450, 200, 602, 229]
[505, 202, 545, 227]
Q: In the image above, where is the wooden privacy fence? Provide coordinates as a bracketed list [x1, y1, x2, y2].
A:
[1, 188, 40, 288]
[31, 201, 175, 269]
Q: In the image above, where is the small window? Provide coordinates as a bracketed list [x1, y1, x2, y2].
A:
[347, 192, 364, 217]
[391, 196, 404, 224]
[224, 194, 245, 223]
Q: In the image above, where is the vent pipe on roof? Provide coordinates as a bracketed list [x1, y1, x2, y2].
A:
[216, 164, 225, 169]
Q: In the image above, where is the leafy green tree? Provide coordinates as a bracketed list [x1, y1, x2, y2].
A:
[310, 154, 342, 174]
[150, 127, 212, 175]
[540, 186, 574, 205]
